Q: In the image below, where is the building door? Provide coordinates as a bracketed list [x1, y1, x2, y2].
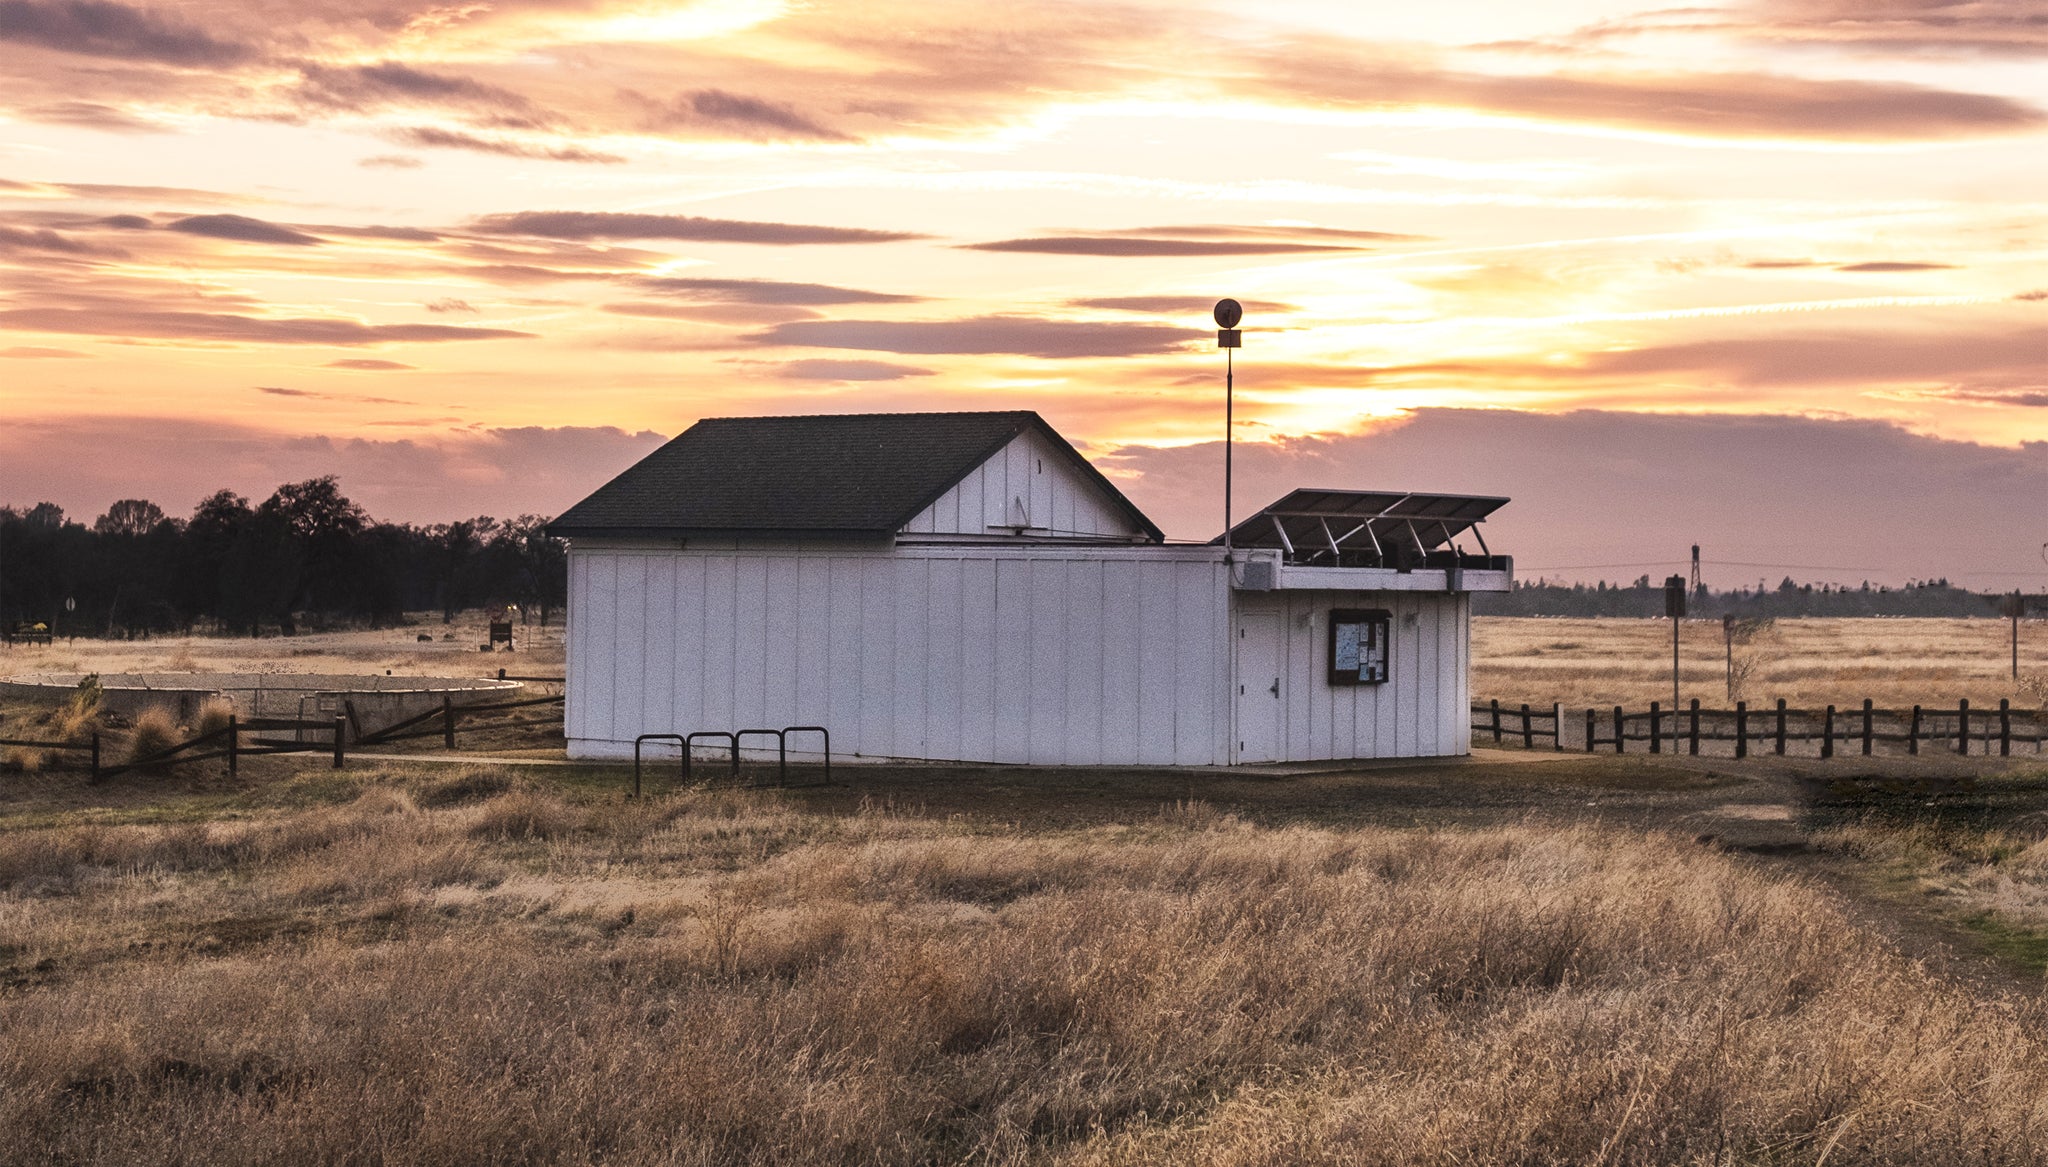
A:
[1236, 610, 1284, 763]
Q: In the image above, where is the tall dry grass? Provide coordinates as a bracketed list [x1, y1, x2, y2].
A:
[1477, 615, 2048, 710]
[3, 778, 2048, 1165]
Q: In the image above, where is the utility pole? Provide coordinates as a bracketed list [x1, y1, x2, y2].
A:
[1214, 299, 1243, 563]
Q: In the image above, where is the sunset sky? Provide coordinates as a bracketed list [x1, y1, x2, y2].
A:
[3, 0, 2046, 587]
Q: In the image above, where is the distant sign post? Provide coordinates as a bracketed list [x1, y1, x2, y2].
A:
[1665, 575, 1687, 709]
[2004, 591, 2027, 680]
[1722, 613, 1735, 702]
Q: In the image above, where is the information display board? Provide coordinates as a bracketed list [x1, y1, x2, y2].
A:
[1328, 608, 1391, 685]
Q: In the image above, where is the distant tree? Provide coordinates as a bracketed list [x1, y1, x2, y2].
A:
[23, 502, 64, 528]
[256, 477, 370, 629]
[93, 499, 169, 538]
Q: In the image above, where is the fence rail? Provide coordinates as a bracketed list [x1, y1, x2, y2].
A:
[1474, 697, 2048, 758]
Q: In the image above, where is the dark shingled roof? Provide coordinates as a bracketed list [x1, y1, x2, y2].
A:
[548, 410, 1163, 542]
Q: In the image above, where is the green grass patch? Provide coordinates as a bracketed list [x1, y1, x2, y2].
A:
[1958, 911, 2048, 978]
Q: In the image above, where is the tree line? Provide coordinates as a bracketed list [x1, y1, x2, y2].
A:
[0, 477, 565, 637]
[1474, 575, 2028, 619]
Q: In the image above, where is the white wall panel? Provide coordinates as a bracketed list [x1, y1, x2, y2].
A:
[565, 542, 1467, 765]
[1233, 588, 1470, 761]
[902, 429, 1144, 540]
[567, 544, 1230, 765]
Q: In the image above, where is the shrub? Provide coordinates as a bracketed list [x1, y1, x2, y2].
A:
[123, 706, 182, 769]
[194, 698, 235, 740]
[3, 745, 45, 773]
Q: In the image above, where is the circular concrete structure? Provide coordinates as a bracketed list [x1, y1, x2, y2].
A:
[0, 671, 521, 729]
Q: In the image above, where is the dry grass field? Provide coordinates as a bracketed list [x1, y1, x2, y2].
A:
[0, 613, 565, 680]
[1476, 616, 2048, 711]
[8, 618, 2048, 1162]
[4, 756, 2048, 1165]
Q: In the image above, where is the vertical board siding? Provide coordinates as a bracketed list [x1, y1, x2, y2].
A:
[1237, 588, 1469, 761]
[566, 547, 1461, 764]
[568, 545, 1231, 764]
[902, 429, 1143, 539]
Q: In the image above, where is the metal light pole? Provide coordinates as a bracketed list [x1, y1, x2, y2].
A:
[1215, 299, 1243, 561]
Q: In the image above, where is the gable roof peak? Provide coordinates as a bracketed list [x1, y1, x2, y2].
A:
[549, 409, 1162, 542]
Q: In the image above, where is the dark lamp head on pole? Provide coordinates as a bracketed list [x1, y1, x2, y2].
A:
[1214, 298, 1242, 348]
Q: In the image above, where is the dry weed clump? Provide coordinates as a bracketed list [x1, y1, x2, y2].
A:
[416, 767, 514, 808]
[466, 789, 581, 841]
[4, 788, 2048, 1165]
[121, 706, 181, 768]
[193, 697, 236, 740]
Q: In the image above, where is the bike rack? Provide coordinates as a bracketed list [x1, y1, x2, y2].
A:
[680, 731, 740, 784]
[632, 733, 686, 798]
[736, 729, 787, 784]
[632, 725, 832, 795]
[785, 726, 831, 786]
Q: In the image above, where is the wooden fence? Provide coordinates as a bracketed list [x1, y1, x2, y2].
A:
[1473, 697, 2048, 759]
[4, 679, 567, 780]
[2, 713, 349, 781]
[352, 691, 563, 748]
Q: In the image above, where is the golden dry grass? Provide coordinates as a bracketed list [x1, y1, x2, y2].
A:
[1476, 616, 2048, 710]
[0, 610, 564, 681]
[4, 767, 2048, 1164]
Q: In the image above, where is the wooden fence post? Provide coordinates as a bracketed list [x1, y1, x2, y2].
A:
[1735, 701, 1747, 759]
[1649, 701, 1662, 754]
[1908, 705, 1921, 755]
[332, 714, 346, 769]
[1613, 706, 1625, 754]
[1775, 698, 1788, 756]
[1689, 699, 1700, 756]
[1585, 707, 1596, 753]
[227, 713, 238, 776]
[1862, 699, 1873, 756]
[2000, 698, 2011, 757]
[1957, 698, 1970, 756]
[1520, 703, 1534, 749]
[442, 696, 456, 749]
[1822, 705, 1834, 759]
[1490, 699, 1502, 744]
[1553, 702, 1563, 751]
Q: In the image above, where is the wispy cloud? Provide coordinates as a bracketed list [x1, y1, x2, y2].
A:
[326, 358, 415, 370]
[0, 308, 534, 345]
[750, 315, 1202, 359]
[968, 223, 1416, 257]
[622, 87, 847, 141]
[778, 358, 936, 381]
[631, 277, 921, 304]
[1836, 261, 1955, 273]
[0, 0, 255, 65]
[389, 127, 625, 165]
[17, 100, 170, 133]
[469, 210, 924, 245]
[1236, 43, 2047, 141]
[166, 213, 323, 246]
